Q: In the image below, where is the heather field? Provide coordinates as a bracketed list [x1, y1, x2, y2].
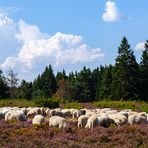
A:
[0, 100, 148, 148]
[0, 119, 148, 148]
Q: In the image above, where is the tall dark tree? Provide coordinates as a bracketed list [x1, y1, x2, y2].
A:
[140, 40, 148, 101]
[40, 65, 57, 98]
[91, 67, 100, 100]
[98, 65, 114, 100]
[112, 37, 139, 100]
[70, 67, 94, 102]
[0, 70, 9, 99]
[56, 69, 67, 82]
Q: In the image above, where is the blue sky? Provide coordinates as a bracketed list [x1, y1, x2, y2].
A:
[0, 0, 148, 81]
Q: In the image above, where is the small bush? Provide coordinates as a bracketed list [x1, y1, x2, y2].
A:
[34, 98, 59, 108]
[63, 102, 83, 110]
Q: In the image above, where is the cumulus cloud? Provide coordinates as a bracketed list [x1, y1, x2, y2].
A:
[102, 0, 124, 22]
[15, 20, 48, 42]
[0, 18, 105, 74]
[135, 42, 145, 51]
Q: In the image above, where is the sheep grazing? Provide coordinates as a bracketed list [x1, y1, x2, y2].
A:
[49, 116, 67, 129]
[72, 110, 86, 119]
[97, 114, 111, 128]
[77, 115, 89, 128]
[116, 113, 128, 125]
[32, 115, 45, 126]
[5, 111, 27, 122]
[85, 115, 98, 129]
[128, 114, 147, 125]
[27, 107, 42, 117]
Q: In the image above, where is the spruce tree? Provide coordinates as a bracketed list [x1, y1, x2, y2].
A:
[113, 37, 139, 100]
[41, 65, 57, 98]
[71, 67, 94, 102]
[140, 40, 148, 101]
[0, 70, 9, 99]
[98, 65, 114, 100]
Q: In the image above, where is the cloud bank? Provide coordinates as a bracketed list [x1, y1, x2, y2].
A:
[0, 13, 105, 80]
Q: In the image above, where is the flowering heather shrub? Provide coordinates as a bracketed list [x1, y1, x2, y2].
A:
[0, 119, 148, 148]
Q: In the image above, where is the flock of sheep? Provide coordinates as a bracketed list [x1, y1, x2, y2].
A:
[0, 106, 148, 129]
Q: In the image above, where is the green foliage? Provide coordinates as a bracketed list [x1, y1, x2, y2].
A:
[0, 70, 9, 99]
[63, 102, 83, 110]
[112, 37, 139, 100]
[18, 80, 32, 100]
[70, 67, 94, 102]
[139, 40, 148, 101]
[34, 98, 59, 108]
[96, 65, 114, 100]
[32, 65, 57, 99]
[93, 100, 148, 112]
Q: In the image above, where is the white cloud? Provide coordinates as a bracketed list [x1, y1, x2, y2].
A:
[1, 57, 18, 69]
[102, 0, 121, 22]
[15, 20, 48, 43]
[0, 18, 105, 76]
[0, 14, 14, 26]
[135, 42, 145, 51]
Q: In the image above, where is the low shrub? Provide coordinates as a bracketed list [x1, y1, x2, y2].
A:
[34, 98, 59, 108]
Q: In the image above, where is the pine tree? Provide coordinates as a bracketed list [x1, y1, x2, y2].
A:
[140, 40, 148, 101]
[0, 70, 9, 99]
[41, 65, 57, 98]
[70, 67, 94, 102]
[113, 37, 139, 100]
[98, 65, 114, 100]
[91, 67, 100, 100]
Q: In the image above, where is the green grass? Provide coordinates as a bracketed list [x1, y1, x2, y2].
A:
[63, 102, 83, 110]
[93, 100, 148, 112]
[0, 99, 35, 107]
[0, 99, 147, 113]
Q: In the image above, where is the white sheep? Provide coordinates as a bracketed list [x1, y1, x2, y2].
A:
[85, 115, 98, 129]
[77, 115, 89, 128]
[5, 111, 27, 122]
[128, 114, 147, 125]
[116, 113, 128, 124]
[32, 115, 45, 126]
[49, 116, 67, 129]
[27, 107, 42, 117]
[72, 110, 85, 119]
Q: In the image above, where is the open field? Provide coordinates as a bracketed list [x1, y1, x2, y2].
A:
[0, 119, 148, 148]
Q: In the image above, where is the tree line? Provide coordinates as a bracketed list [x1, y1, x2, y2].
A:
[0, 37, 148, 102]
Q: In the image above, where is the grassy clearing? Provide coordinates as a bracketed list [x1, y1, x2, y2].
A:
[93, 100, 148, 112]
[63, 102, 83, 109]
[0, 99, 36, 107]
